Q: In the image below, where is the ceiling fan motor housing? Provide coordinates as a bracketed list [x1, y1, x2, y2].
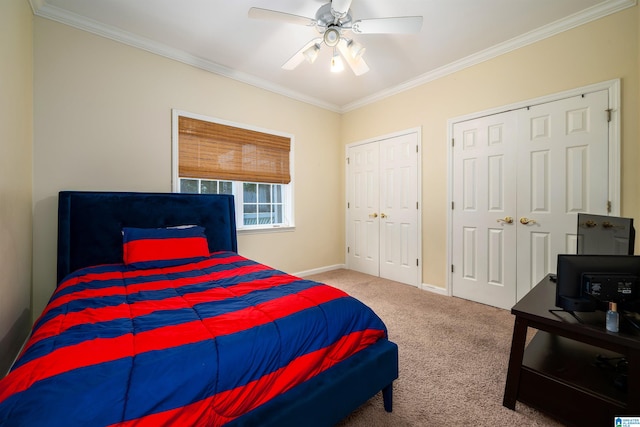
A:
[316, 3, 352, 29]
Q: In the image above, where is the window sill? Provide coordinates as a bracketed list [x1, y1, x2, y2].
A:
[237, 225, 296, 235]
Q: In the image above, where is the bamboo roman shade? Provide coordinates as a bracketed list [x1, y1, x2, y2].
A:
[178, 116, 291, 184]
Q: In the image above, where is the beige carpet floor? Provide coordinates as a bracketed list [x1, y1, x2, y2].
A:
[306, 269, 565, 427]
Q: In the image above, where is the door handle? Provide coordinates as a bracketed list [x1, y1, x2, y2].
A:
[496, 216, 513, 224]
[380, 213, 388, 219]
[520, 217, 537, 225]
[369, 213, 378, 218]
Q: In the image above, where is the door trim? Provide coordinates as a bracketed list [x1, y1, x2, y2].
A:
[346, 127, 423, 286]
[446, 79, 621, 297]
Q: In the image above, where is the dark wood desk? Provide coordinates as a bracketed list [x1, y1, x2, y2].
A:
[503, 275, 640, 426]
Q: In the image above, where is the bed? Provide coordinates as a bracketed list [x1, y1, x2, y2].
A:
[0, 191, 398, 427]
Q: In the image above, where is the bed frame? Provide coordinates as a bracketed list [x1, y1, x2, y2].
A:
[56, 191, 398, 426]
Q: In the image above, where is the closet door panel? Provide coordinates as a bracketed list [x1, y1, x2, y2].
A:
[515, 90, 610, 300]
[452, 111, 518, 309]
[347, 143, 379, 276]
[379, 133, 419, 285]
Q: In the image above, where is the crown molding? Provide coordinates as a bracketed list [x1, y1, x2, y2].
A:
[28, 0, 46, 14]
[340, 0, 636, 112]
[31, 0, 635, 114]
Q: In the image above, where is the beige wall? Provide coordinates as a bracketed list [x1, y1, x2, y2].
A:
[32, 18, 343, 317]
[342, 6, 639, 290]
[0, 0, 34, 375]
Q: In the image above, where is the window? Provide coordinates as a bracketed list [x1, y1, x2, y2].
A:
[242, 182, 283, 226]
[179, 178, 233, 195]
[177, 177, 287, 228]
[172, 110, 294, 231]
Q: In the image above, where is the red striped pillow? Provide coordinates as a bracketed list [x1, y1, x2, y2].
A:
[122, 226, 210, 268]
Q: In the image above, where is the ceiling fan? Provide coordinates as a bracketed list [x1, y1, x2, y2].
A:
[248, 0, 423, 76]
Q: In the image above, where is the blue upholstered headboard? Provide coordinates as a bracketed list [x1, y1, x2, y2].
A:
[57, 191, 238, 284]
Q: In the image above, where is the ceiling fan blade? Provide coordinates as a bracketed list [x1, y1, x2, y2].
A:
[337, 39, 369, 76]
[331, 0, 353, 17]
[282, 38, 323, 70]
[352, 16, 423, 34]
[248, 7, 316, 26]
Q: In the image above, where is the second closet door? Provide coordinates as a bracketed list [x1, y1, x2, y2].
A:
[451, 90, 611, 309]
[347, 132, 420, 287]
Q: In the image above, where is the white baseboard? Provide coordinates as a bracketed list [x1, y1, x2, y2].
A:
[293, 267, 450, 297]
[420, 283, 448, 296]
[294, 264, 346, 278]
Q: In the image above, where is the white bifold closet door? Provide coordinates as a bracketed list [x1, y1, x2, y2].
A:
[451, 90, 610, 309]
[347, 131, 420, 287]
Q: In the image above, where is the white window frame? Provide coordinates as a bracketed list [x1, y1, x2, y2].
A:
[172, 109, 295, 233]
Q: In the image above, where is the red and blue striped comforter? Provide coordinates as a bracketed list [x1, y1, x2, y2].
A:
[0, 252, 387, 426]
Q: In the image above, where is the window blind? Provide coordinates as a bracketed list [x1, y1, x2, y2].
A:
[178, 116, 291, 184]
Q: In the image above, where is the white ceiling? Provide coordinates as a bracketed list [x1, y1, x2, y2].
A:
[30, 0, 635, 112]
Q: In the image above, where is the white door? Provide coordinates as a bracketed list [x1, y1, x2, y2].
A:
[379, 134, 420, 285]
[347, 131, 420, 287]
[515, 90, 610, 298]
[347, 142, 380, 276]
[452, 90, 610, 309]
[451, 111, 519, 309]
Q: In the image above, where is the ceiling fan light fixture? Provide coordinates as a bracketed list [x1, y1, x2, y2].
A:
[302, 43, 320, 64]
[347, 39, 366, 60]
[323, 27, 341, 47]
[330, 49, 344, 73]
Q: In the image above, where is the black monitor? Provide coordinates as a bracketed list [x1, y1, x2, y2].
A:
[577, 213, 635, 255]
[556, 254, 640, 312]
